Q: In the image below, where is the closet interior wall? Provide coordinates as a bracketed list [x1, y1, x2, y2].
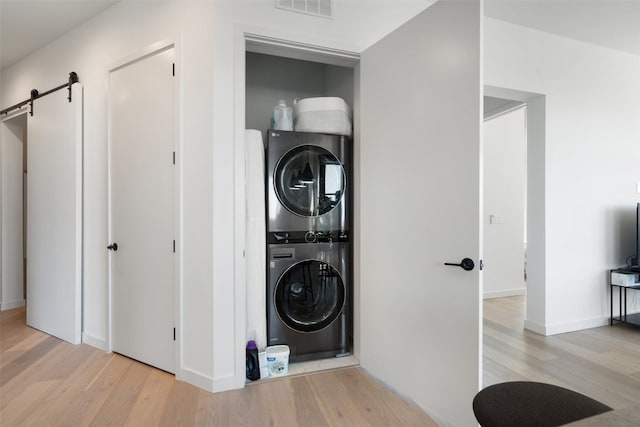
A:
[245, 52, 354, 135]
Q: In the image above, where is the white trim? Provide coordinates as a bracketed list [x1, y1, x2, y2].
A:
[106, 38, 182, 376]
[173, 35, 185, 391]
[0, 299, 25, 311]
[107, 62, 113, 353]
[178, 367, 214, 392]
[483, 288, 526, 299]
[82, 332, 108, 351]
[245, 33, 359, 67]
[524, 316, 609, 336]
[484, 102, 526, 122]
[478, 0, 485, 395]
[232, 25, 248, 392]
[1, 110, 28, 316]
[212, 374, 241, 393]
[232, 24, 360, 392]
[523, 319, 546, 335]
[73, 84, 84, 345]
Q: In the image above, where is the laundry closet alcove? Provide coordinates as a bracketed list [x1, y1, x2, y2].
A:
[241, 35, 361, 379]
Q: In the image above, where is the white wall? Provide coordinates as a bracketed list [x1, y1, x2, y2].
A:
[4, 0, 638, 395]
[1, 0, 430, 392]
[483, 107, 526, 298]
[1, 1, 215, 388]
[213, 0, 430, 390]
[485, 18, 640, 334]
[245, 52, 354, 135]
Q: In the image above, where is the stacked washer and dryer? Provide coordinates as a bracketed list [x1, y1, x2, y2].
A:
[266, 129, 351, 362]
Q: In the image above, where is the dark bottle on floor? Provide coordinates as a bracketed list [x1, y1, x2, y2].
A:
[246, 340, 260, 381]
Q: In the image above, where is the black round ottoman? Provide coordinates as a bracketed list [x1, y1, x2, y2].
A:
[472, 381, 612, 427]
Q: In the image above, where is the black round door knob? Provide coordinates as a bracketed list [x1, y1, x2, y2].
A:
[107, 243, 118, 251]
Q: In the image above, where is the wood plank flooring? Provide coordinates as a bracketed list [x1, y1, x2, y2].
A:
[483, 296, 640, 410]
[3, 297, 639, 426]
[0, 307, 437, 426]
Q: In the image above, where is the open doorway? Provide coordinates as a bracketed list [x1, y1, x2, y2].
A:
[1, 111, 27, 311]
[483, 98, 527, 300]
[482, 87, 547, 386]
[482, 98, 527, 386]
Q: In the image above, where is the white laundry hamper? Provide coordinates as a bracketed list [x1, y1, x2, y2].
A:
[293, 97, 352, 137]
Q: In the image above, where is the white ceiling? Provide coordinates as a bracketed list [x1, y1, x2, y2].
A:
[484, 0, 640, 57]
[0, 0, 119, 70]
[0, 0, 639, 71]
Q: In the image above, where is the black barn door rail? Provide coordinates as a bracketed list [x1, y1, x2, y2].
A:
[1, 72, 79, 117]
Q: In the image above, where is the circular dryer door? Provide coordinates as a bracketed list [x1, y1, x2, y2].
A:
[275, 259, 345, 333]
[275, 145, 346, 217]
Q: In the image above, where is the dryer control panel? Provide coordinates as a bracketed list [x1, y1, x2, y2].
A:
[268, 230, 348, 244]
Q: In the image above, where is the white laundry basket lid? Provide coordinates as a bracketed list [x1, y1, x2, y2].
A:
[293, 97, 351, 116]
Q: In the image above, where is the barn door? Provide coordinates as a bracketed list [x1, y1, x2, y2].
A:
[27, 85, 83, 344]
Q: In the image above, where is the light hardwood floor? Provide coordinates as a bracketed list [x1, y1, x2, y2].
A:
[483, 295, 640, 410]
[3, 297, 640, 426]
[0, 307, 437, 426]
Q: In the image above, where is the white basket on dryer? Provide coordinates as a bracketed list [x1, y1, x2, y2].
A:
[293, 97, 352, 137]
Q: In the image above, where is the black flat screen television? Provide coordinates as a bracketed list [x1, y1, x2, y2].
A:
[634, 202, 640, 267]
[629, 202, 640, 268]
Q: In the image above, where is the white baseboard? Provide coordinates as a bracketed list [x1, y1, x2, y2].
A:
[177, 368, 244, 394]
[0, 299, 25, 311]
[212, 373, 244, 393]
[524, 316, 609, 336]
[483, 288, 526, 299]
[178, 367, 215, 392]
[523, 319, 546, 335]
[82, 332, 108, 351]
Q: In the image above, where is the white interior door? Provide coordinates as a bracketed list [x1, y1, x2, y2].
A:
[359, 1, 482, 426]
[27, 85, 83, 344]
[110, 47, 175, 373]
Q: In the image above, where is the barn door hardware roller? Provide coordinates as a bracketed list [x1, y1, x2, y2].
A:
[0, 71, 80, 117]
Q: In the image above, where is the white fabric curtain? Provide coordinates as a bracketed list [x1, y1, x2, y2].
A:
[245, 130, 267, 349]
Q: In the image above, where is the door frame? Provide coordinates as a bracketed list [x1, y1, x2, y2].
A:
[233, 26, 360, 388]
[106, 39, 182, 376]
[0, 108, 28, 311]
[485, 85, 547, 335]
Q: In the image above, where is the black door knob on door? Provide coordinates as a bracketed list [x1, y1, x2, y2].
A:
[107, 243, 118, 251]
[444, 258, 474, 271]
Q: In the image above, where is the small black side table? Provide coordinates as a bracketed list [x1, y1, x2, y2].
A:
[610, 269, 640, 328]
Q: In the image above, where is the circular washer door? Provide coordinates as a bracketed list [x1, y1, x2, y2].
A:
[275, 259, 345, 333]
[275, 145, 346, 217]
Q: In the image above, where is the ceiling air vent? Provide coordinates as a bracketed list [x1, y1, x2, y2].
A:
[276, 0, 333, 19]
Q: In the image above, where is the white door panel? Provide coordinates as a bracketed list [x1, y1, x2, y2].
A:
[27, 86, 83, 344]
[360, 1, 482, 425]
[110, 47, 175, 373]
